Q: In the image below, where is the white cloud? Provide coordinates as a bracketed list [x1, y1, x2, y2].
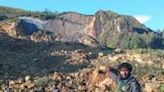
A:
[133, 15, 152, 24]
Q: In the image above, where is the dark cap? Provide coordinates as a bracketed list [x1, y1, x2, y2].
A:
[118, 62, 132, 72]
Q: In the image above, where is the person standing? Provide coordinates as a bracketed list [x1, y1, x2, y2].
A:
[107, 62, 141, 92]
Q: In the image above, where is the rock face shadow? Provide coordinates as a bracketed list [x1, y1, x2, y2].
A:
[0, 33, 111, 80]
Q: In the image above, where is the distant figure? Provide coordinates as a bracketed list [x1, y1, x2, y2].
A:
[107, 62, 141, 92]
[52, 85, 59, 92]
[52, 89, 59, 92]
[4, 80, 9, 92]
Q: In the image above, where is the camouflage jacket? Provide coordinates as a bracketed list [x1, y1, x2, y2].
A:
[109, 68, 141, 92]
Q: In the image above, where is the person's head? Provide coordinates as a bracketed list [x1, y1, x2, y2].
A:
[117, 62, 132, 79]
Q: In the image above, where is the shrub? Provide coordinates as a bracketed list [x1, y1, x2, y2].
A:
[160, 83, 164, 92]
[35, 76, 50, 87]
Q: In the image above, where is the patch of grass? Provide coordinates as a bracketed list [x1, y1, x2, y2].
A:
[132, 63, 164, 76]
[160, 83, 164, 92]
[128, 49, 164, 57]
[35, 76, 50, 87]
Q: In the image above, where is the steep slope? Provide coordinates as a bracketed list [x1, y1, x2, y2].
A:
[0, 6, 57, 21]
[13, 10, 152, 47]
[0, 30, 109, 79]
[1, 6, 163, 49]
[94, 10, 149, 34]
[0, 6, 27, 21]
[0, 30, 163, 92]
[16, 12, 94, 41]
[16, 10, 150, 36]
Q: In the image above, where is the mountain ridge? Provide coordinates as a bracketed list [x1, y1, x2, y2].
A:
[0, 6, 164, 92]
[0, 6, 163, 49]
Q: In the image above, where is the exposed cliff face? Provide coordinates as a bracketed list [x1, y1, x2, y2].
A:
[94, 10, 149, 34]
[14, 10, 151, 45]
[16, 13, 94, 42]
[0, 7, 164, 92]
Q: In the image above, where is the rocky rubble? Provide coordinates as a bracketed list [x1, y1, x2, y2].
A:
[0, 66, 163, 92]
[0, 7, 163, 91]
[107, 51, 164, 69]
[0, 21, 17, 37]
[0, 68, 115, 92]
[0, 31, 163, 92]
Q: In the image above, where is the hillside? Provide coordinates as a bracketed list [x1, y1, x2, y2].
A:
[0, 6, 57, 22]
[0, 30, 163, 92]
[1, 6, 164, 49]
[0, 6, 164, 92]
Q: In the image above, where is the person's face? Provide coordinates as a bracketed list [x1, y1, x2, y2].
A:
[119, 67, 130, 79]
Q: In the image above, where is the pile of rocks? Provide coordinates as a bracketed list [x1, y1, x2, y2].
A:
[0, 65, 163, 92]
